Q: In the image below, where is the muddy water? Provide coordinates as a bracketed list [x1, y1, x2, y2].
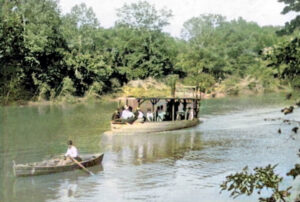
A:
[0, 94, 299, 202]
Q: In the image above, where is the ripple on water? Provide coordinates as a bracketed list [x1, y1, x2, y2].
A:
[1, 94, 300, 202]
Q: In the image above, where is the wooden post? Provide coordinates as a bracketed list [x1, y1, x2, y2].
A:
[183, 99, 187, 120]
[172, 102, 175, 121]
[150, 98, 160, 122]
[192, 99, 198, 119]
[196, 99, 200, 118]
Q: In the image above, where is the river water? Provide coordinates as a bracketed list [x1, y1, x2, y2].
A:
[0, 94, 299, 202]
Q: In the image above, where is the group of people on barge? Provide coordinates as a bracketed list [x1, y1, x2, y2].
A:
[111, 102, 197, 124]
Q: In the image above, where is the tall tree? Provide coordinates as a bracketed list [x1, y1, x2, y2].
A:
[0, 1, 27, 103]
[112, 1, 180, 81]
[181, 14, 226, 43]
[116, 0, 172, 31]
[61, 3, 100, 52]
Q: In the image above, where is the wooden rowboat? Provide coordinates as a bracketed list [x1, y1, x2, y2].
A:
[13, 153, 104, 177]
[104, 119, 200, 135]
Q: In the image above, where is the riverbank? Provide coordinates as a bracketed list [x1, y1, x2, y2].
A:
[109, 76, 296, 101]
[1, 77, 297, 107]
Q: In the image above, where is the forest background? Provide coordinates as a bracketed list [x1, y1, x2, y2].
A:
[0, 0, 299, 105]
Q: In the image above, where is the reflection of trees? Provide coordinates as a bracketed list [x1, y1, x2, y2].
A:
[102, 131, 203, 165]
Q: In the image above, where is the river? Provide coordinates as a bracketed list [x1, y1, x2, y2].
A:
[0, 94, 299, 202]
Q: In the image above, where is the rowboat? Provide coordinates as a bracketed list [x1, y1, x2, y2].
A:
[13, 153, 104, 177]
[104, 118, 200, 135]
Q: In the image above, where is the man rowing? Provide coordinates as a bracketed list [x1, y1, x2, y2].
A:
[65, 140, 81, 161]
[58, 140, 81, 165]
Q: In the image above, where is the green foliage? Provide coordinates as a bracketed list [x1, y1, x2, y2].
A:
[264, 37, 300, 87]
[60, 77, 75, 97]
[104, 27, 180, 80]
[32, 73, 51, 101]
[85, 81, 104, 99]
[179, 15, 280, 79]
[64, 51, 113, 96]
[61, 3, 100, 52]
[292, 76, 300, 89]
[221, 149, 300, 201]
[220, 165, 291, 202]
[0, 0, 297, 104]
[183, 73, 215, 93]
[181, 14, 226, 41]
[0, 3, 27, 104]
[277, 0, 300, 35]
[109, 78, 121, 89]
[116, 0, 172, 31]
[166, 74, 179, 97]
[263, 0, 300, 90]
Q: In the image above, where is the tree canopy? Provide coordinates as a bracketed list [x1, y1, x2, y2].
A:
[277, 0, 300, 35]
[0, 0, 298, 104]
[116, 0, 172, 31]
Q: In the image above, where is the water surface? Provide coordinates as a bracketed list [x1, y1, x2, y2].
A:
[0, 94, 299, 202]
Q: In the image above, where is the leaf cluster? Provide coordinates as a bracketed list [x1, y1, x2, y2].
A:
[220, 165, 291, 202]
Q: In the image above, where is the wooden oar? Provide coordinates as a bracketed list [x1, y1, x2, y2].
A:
[69, 156, 94, 176]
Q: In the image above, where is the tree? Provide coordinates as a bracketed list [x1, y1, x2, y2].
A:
[0, 1, 27, 103]
[181, 14, 226, 43]
[265, 0, 300, 88]
[112, 1, 179, 81]
[179, 16, 280, 79]
[277, 0, 300, 35]
[61, 3, 100, 52]
[116, 0, 172, 31]
[264, 37, 300, 88]
[103, 27, 181, 81]
[18, 0, 68, 99]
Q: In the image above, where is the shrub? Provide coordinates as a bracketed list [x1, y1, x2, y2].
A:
[60, 77, 76, 97]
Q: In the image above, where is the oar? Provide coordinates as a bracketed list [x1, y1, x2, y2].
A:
[69, 156, 94, 176]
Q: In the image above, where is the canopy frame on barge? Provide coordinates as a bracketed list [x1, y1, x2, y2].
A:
[118, 97, 201, 122]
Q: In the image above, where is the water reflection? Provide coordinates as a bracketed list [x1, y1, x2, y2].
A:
[102, 130, 204, 165]
[10, 165, 104, 202]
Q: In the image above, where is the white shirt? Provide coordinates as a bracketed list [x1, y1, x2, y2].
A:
[121, 110, 134, 119]
[157, 111, 166, 121]
[146, 112, 153, 121]
[65, 146, 79, 158]
[138, 111, 144, 119]
[128, 111, 134, 118]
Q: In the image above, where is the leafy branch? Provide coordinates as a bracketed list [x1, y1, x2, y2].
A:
[220, 165, 292, 202]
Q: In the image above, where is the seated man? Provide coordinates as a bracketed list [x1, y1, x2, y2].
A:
[121, 105, 130, 119]
[59, 140, 81, 165]
[120, 105, 135, 123]
[135, 107, 145, 123]
[157, 106, 166, 122]
[146, 109, 154, 122]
